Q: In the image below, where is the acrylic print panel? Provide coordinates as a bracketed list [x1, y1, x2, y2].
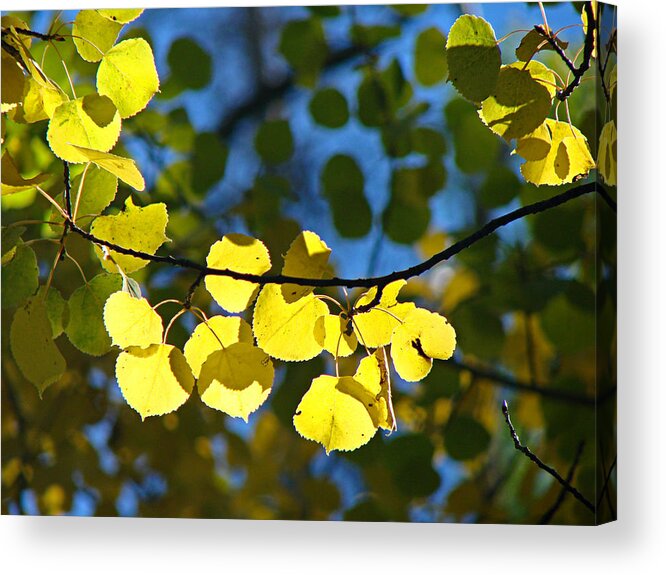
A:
[1, 2, 616, 524]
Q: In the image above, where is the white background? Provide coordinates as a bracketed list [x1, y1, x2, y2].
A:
[1, 0, 664, 572]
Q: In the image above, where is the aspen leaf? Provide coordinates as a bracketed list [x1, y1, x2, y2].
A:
[20, 76, 68, 123]
[69, 145, 145, 191]
[515, 119, 595, 186]
[353, 280, 415, 348]
[97, 38, 159, 118]
[515, 29, 568, 62]
[598, 120, 617, 186]
[184, 315, 253, 378]
[315, 314, 358, 357]
[72, 10, 123, 62]
[204, 234, 271, 312]
[10, 296, 66, 395]
[479, 61, 556, 141]
[293, 374, 382, 454]
[197, 342, 274, 421]
[90, 197, 168, 273]
[354, 350, 396, 432]
[97, 9, 144, 23]
[116, 344, 194, 419]
[253, 284, 327, 361]
[414, 27, 448, 86]
[71, 165, 118, 220]
[39, 285, 66, 339]
[446, 15, 500, 102]
[391, 308, 456, 382]
[281, 230, 331, 302]
[1, 52, 25, 111]
[1, 151, 50, 195]
[47, 94, 121, 163]
[103, 291, 163, 349]
[1, 243, 39, 308]
[66, 273, 122, 356]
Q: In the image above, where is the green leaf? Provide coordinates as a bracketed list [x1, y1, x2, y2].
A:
[40, 285, 67, 338]
[446, 15, 501, 102]
[411, 126, 446, 158]
[97, 38, 159, 118]
[46, 94, 122, 163]
[1, 151, 50, 195]
[254, 120, 293, 164]
[279, 19, 327, 86]
[192, 132, 227, 194]
[1, 225, 26, 260]
[445, 416, 491, 460]
[350, 24, 400, 47]
[68, 145, 145, 191]
[391, 5, 428, 16]
[1, 243, 39, 308]
[97, 9, 144, 23]
[479, 165, 521, 208]
[65, 273, 122, 356]
[540, 294, 595, 354]
[382, 193, 430, 245]
[167, 37, 212, 91]
[72, 10, 123, 62]
[309, 88, 349, 128]
[321, 154, 371, 238]
[385, 434, 440, 497]
[446, 98, 499, 173]
[10, 296, 66, 395]
[69, 164, 118, 223]
[515, 29, 568, 62]
[90, 197, 169, 274]
[479, 61, 556, 141]
[414, 27, 448, 86]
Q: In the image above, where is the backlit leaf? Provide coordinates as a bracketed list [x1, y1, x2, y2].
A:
[293, 374, 382, 453]
[97, 9, 144, 23]
[479, 61, 556, 141]
[315, 314, 358, 357]
[70, 164, 118, 221]
[103, 291, 163, 349]
[204, 233, 271, 312]
[446, 15, 500, 102]
[184, 315, 253, 378]
[281, 230, 331, 302]
[90, 196, 168, 273]
[47, 94, 121, 163]
[73, 10, 123, 62]
[253, 284, 327, 361]
[116, 343, 194, 419]
[198, 342, 274, 421]
[66, 273, 122, 356]
[69, 145, 145, 191]
[20, 77, 68, 123]
[1, 243, 38, 308]
[10, 296, 66, 395]
[598, 120, 617, 186]
[391, 308, 456, 382]
[1, 151, 50, 195]
[97, 38, 159, 118]
[515, 29, 568, 62]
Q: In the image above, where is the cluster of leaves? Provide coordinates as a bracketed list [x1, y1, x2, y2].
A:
[2, 3, 616, 522]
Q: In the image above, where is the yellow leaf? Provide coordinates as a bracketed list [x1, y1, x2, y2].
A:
[479, 61, 556, 141]
[197, 342, 274, 421]
[391, 308, 456, 382]
[90, 196, 168, 273]
[183, 315, 253, 377]
[281, 230, 331, 302]
[352, 280, 415, 348]
[97, 9, 144, 23]
[73, 10, 123, 62]
[204, 233, 271, 312]
[20, 76, 68, 123]
[442, 268, 480, 311]
[103, 291, 163, 349]
[47, 94, 122, 163]
[354, 349, 396, 432]
[598, 120, 617, 186]
[97, 38, 159, 118]
[293, 374, 382, 453]
[315, 313, 357, 357]
[1, 151, 50, 195]
[10, 296, 66, 395]
[69, 145, 145, 191]
[515, 119, 595, 186]
[253, 284, 327, 361]
[115, 343, 194, 419]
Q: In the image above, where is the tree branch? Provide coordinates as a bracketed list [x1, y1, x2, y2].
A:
[538, 440, 586, 524]
[501, 400, 595, 514]
[66, 181, 609, 295]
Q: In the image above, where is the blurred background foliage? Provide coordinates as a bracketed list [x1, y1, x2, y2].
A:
[2, 2, 616, 524]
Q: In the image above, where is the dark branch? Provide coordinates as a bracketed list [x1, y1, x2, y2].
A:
[66, 182, 607, 292]
[535, 1, 596, 101]
[502, 400, 595, 514]
[597, 455, 617, 518]
[539, 441, 586, 524]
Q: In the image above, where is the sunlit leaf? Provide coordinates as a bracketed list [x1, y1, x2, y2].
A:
[315, 314, 358, 357]
[116, 343, 194, 419]
[204, 233, 271, 312]
[1, 151, 49, 195]
[198, 342, 274, 421]
[97, 9, 144, 23]
[73, 10, 123, 62]
[281, 230, 331, 302]
[69, 145, 145, 191]
[515, 29, 568, 62]
[19, 76, 68, 123]
[597, 120, 617, 186]
[103, 291, 163, 349]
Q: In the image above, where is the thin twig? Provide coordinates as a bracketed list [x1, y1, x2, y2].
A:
[539, 441, 586, 524]
[597, 454, 617, 519]
[501, 400, 595, 514]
